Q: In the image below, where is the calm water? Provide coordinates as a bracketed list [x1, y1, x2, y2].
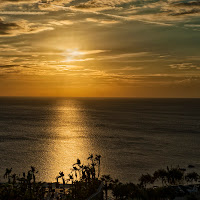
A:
[0, 97, 200, 183]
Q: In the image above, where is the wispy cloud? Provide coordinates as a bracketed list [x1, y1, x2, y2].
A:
[170, 63, 200, 70]
[0, 11, 48, 15]
[184, 24, 200, 28]
[49, 20, 73, 26]
[96, 52, 150, 61]
[86, 18, 119, 25]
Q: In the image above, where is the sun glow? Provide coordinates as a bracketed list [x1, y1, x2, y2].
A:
[62, 49, 106, 62]
[64, 49, 85, 62]
[68, 49, 85, 56]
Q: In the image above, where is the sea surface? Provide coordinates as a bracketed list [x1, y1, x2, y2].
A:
[0, 97, 200, 183]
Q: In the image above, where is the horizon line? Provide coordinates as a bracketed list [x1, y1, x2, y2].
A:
[0, 96, 200, 99]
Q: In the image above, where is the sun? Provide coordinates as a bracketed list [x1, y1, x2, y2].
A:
[68, 49, 84, 56]
[64, 48, 85, 62]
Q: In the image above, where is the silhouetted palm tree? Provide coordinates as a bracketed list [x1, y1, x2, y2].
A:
[95, 154, 101, 178]
[4, 168, 12, 183]
[11, 173, 17, 184]
[88, 154, 94, 163]
[72, 166, 78, 180]
[101, 175, 113, 200]
[30, 166, 37, 183]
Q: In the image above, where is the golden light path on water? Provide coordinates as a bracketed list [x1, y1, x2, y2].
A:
[37, 99, 100, 182]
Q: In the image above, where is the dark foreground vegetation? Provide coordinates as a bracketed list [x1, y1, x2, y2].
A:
[1, 154, 200, 200]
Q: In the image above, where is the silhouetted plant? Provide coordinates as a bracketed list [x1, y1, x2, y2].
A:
[101, 174, 113, 200]
[185, 172, 199, 184]
[111, 166, 200, 200]
[95, 154, 101, 178]
[3, 168, 12, 183]
[64, 154, 103, 200]
[2, 157, 200, 200]
[0, 167, 44, 200]
[139, 173, 154, 188]
[153, 169, 169, 186]
[167, 166, 184, 185]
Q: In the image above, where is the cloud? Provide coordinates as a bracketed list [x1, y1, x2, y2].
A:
[0, 11, 48, 15]
[0, 18, 20, 35]
[1, 0, 200, 29]
[73, 0, 135, 10]
[170, 63, 200, 70]
[49, 20, 73, 26]
[59, 50, 152, 63]
[0, 44, 19, 53]
[158, 0, 200, 17]
[37, 0, 74, 11]
[96, 52, 150, 61]
[1, 0, 200, 27]
[0, 0, 37, 7]
[118, 0, 200, 26]
[186, 56, 200, 61]
[184, 24, 200, 27]
[86, 18, 120, 25]
[0, 0, 37, 3]
[168, 1, 200, 16]
[0, 0, 74, 13]
[0, 0, 35, 2]
[119, 66, 144, 71]
[0, 64, 16, 68]
[0, 18, 53, 36]
[106, 66, 144, 75]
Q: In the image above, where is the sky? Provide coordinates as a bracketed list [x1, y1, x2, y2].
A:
[0, 0, 200, 97]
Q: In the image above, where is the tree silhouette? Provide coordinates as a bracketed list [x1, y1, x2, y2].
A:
[4, 168, 12, 183]
[95, 154, 101, 178]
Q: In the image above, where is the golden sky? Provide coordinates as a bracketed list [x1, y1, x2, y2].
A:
[0, 0, 200, 97]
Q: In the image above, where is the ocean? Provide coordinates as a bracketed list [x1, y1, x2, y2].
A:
[0, 97, 200, 183]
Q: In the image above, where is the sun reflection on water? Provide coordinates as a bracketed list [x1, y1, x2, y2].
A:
[38, 99, 92, 182]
